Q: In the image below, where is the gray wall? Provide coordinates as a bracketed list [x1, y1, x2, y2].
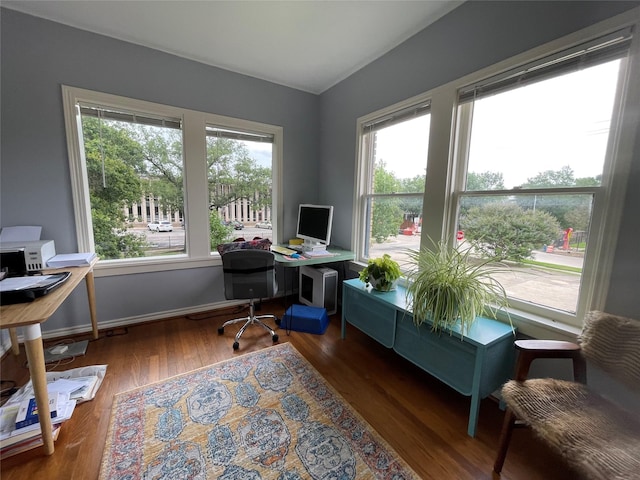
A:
[0, 8, 319, 333]
[319, 1, 640, 319]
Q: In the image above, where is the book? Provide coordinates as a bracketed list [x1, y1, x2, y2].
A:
[15, 394, 59, 430]
[0, 425, 61, 459]
[0, 392, 77, 438]
[47, 252, 96, 267]
[1, 421, 61, 449]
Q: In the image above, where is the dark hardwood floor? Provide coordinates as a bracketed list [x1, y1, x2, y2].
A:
[0, 301, 579, 479]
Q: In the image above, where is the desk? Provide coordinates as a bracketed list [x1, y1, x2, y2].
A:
[273, 247, 354, 314]
[272, 247, 355, 267]
[0, 259, 99, 455]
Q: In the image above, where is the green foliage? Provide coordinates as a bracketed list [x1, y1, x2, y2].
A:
[399, 175, 426, 194]
[82, 118, 148, 259]
[131, 126, 184, 216]
[210, 212, 234, 249]
[405, 238, 510, 336]
[91, 209, 148, 259]
[372, 199, 404, 243]
[564, 204, 590, 232]
[467, 171, 505, 191]
[521, 165, 575, 188]
[371, 160, 404, 243]
[460, 202, 561, 262]
[207, 138, 272, 211]
[516, 165, 596, 230]
[358, 254, 402, 291]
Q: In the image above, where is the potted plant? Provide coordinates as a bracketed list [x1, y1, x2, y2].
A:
[359, 254, 402, 292]
[405, 238, 510, 336]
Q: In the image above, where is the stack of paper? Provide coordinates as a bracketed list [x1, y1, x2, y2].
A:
[0, 365, 106, 458]
[0, 389, 76, 458]
[47, 252, 97, 267]
[0, 425, 62, 459]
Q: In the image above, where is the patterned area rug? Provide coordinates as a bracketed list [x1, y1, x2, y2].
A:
[99, 342, 418, 479]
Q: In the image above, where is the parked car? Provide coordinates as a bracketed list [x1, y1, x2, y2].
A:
[147, 220, 173, 232]
[255, 221, 272, 229]
[222, 220, 243, 230]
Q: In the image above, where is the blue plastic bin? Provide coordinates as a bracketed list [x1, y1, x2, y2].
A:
[281, 304, 329, 334]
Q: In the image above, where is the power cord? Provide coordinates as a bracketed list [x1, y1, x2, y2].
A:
[1, 380, 17, 397]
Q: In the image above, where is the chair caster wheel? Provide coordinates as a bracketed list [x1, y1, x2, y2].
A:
[272, 334, 279, 342]
[233, 342, 239, 350]
[218, 327, 224, 335]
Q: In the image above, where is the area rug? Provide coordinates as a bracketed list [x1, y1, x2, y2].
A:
[99, 342, 419, 479]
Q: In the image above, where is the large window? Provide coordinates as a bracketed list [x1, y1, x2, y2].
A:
[355, 16, 638, 330]
[356, 100, 430, 265]
[206, 126, 274, 252]
[62, 87, 282, 273]
[453, 30, 631, 324]
[78, 104, 186, 259]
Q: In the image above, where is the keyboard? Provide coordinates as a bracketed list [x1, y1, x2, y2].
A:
[302, 250, 334, 257]
[271, 245, 297, 255]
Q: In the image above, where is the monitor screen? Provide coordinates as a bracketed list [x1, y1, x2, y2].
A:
[296, 204, 334, 249]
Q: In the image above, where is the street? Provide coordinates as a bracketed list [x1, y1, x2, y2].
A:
[130, 224, 274, 251]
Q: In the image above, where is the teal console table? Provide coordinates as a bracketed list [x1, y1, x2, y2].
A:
[341, 278, 516, 437]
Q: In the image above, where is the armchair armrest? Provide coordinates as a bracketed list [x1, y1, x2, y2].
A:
[513, 339, 586, 383]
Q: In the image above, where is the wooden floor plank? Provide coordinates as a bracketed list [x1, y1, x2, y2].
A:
[0, 301, 578, 479]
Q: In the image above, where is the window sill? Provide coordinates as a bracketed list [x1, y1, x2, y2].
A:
[502, 309, 581, 341]
[93, 254, 221, 277]
[349, 261, 581, 341]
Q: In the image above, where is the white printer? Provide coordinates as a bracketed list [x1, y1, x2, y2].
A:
[0, 240, 56, 275]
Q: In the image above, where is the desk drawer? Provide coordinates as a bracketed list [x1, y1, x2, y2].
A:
[394, 316, 476, 395]
[343, 286, 396, 347]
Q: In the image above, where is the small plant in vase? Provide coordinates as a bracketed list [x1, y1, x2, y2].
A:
[359, 254, 402, 292]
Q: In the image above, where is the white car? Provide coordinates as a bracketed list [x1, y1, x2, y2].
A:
[255, 221, 272, 229]
[147, 220, 173, 232]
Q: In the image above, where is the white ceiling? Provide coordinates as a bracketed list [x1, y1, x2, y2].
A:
[2, 0, 463, 94]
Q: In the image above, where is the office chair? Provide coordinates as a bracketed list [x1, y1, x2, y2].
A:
[217, 249, 280, 350]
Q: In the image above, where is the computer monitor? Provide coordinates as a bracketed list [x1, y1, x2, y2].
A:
[296, 204, 334, 251]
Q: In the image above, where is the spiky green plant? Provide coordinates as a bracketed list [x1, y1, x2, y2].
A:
[405, 238, 510, 336]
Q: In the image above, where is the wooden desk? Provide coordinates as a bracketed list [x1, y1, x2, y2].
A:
[0, 259, 99, 455]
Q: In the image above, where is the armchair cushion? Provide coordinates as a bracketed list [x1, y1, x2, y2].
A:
[579, 311, 640, 389]
[502, 378, 640, 479]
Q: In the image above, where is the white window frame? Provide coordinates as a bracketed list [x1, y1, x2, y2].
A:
[62, 86, 283, 276]
[353, 93, 432, 262]
[353, 8, 640, 336]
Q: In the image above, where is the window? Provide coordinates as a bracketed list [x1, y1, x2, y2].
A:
[78, 103, 186, 259]
[62, 87, 282, 273]
[206, 126, 274, 251]
[355, 15, 638, 331]
[453, 29, 631, 325]
[356, 100, 430, 266]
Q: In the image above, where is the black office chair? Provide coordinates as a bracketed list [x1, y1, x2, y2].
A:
[217, 249, 280, 350]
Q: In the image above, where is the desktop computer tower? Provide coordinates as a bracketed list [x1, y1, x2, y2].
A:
[299, 265, 338, 315]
